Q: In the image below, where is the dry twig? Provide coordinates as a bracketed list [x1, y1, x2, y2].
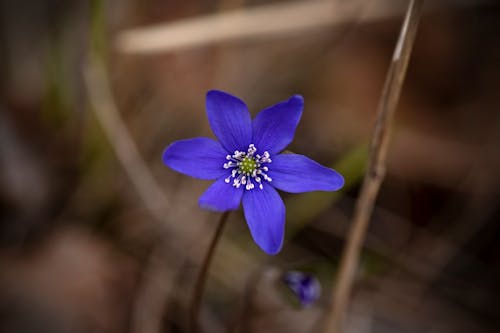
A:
[116, 0, 404, 54]
[84, 61, 171, 223]
[85, 61, 178, 333]
[322, 1, 424, 332]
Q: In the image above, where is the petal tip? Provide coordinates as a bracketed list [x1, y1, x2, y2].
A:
[161, 144, 174, 166]
[206, 89, 224, 98]
[262, 242, 283, 255]
[286, 95, 304, 111]
[255, 233, 283, 255]
[290, 94, 304, 105]
[331, 171, 345, 191]
[206, 89, 242, 103]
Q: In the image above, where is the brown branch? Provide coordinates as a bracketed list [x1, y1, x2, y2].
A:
[322, 1, 424, 332]
[189, 211, 230, 333]
[84, 61, 171, 223]
[115, 0, 404, 54]
[84, 61, 180, 333]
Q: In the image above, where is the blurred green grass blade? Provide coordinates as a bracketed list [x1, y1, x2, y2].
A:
[90, 0, 107, 59]
[285, 145, 368, 236]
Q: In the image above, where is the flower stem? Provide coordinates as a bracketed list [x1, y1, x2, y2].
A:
[322, 1, 424, 332]
[189, 211, 230, 333]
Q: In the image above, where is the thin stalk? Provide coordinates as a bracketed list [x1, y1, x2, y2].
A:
[189, 212, 230, 333]
[322, 1, 424, 332]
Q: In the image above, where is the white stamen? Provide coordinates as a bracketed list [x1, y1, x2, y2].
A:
[222, 144, 272, 191]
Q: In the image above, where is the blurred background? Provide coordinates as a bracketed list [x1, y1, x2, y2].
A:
[1, 0, 499, 332]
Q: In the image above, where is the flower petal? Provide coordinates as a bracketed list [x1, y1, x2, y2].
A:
[242, 185, 285, 255]
[268, 154, 344, 193]
[199, 177, 243, 212]
[252, 95, 303, 154]
[163, 137, 227, 180]
[206, 90, 252, 153]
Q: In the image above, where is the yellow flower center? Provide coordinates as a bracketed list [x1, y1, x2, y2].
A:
[240, 156, 257, 175]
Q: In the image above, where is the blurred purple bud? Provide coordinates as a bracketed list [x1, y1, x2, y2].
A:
[283, 271, 321, 307]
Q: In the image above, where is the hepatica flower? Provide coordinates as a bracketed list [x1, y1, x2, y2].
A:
[163, 90, 344, 255]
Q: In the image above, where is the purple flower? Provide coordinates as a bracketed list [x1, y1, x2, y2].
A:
[283, 271, 321, 306]
[163, 90, 344, 254]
